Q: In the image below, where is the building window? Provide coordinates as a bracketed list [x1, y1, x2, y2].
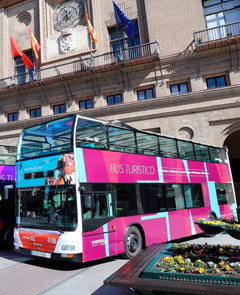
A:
[202, 0, 240, 40]
[79, 99, 93, 110]
[108, 21, 140, 61]
[15, 51, 34, 85]
[137, 88, 154, 101]
[30, 108, 41, 118]
[170, 82, 189, 95]
[107, 94, 122, 105]
[53, 104, 66, 114]
[206, 75, 227, 88]
[8, 112, 19, 122]
[145, 127, 161, 134]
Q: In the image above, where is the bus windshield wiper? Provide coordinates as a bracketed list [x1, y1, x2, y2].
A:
[45, 223, 64, 234]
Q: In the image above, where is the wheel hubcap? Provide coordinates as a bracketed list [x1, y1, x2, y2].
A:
[127, 233, 139, 253]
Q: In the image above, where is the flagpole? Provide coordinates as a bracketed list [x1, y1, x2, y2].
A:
[113, 2, 123, 61]
[11, 58, 15, 85]
[90, 42, 94, 67]
[85, 2, 94, 67]
[115, 21, 123, 61]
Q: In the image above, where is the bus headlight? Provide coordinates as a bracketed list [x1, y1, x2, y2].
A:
[61, 245, 75, 251]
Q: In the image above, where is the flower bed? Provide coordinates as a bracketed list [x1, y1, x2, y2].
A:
[196, 217, 239, 225]
[195, 218, 226, 234]
[143, 243, 240, 285]
[170, 243, 240, 261]
[195, 217, 240, 239]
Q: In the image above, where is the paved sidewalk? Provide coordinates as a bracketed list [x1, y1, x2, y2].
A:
[92, 232, 240, 295]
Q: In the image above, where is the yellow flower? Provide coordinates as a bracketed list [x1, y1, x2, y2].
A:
[216, 269, 220, 273]
[225, 265, 231, 271]
[180, 260, 185, 264]
[164, 256, 170, 261]
[219, 261, 224, 267]
[180, 267, 185, 272]
[219, 248, 224, 254]
[199, 268, 204, 274]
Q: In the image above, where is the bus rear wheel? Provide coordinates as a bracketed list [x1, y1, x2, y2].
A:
[125, 226, 142, 259]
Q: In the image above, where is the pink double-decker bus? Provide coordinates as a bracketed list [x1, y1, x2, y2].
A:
[14, 115, 236, 262]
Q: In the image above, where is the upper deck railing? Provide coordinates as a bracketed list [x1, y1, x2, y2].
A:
[0, 42, 160, 90]
[194, 21, 240, 46]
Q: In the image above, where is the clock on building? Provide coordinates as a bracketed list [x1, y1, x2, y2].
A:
[53, 0, 84, 31]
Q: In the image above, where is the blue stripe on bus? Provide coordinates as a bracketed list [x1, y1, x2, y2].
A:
[76, 148, 87, 182]
[232, 203, 237, 218]
[107, 194, 113, 216]
[204, 162, 220, 218]
[189, 210, 196, 235]
[204, 162, 209, 182]
[157, 157, 164, 182]
[137, 181, 162, 183]
[103, 224, 110, 257]
[141, 212, 171, 241]
[208, 182, 220, 218]
[183, 159, 190, 183]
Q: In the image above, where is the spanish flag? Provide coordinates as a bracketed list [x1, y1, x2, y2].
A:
[10, 36, 33, 69]
[86, 10, 98, 43]
[29, 27, 41, 60]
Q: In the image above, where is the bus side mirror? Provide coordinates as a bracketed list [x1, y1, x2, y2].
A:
[84, 195, 92, 209]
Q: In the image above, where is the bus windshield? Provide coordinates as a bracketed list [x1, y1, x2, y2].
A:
[18, 185, 77, 232]
[18, 116, 75, 160]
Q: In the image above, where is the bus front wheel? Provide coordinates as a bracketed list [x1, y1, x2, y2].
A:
[125, 226, 142, 259]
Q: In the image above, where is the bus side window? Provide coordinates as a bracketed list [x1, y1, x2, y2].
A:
[115, 185, 138, 216]
[76, 119, 108, 150]
[144, 188, 157, 214]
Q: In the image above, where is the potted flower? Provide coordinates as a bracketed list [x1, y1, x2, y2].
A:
[224, 222, 240, 240]
[195, 218, 225, 235]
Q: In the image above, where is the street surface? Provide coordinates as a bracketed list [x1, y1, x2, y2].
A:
[0, 233, 239, 295]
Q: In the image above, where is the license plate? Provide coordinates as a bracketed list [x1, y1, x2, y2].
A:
[31, 250, 51, 259]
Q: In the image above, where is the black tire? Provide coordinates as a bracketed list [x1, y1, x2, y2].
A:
[125, 226, 142, 259]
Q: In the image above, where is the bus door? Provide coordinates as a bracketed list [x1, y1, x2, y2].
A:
[81, 191, 117, 261]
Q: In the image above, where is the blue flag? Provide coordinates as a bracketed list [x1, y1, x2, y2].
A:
[113, 1, 136, 39]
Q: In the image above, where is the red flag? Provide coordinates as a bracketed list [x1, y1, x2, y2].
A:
[10, 36, 33, 69]
[86, 10, 98, 43]
[29, 28, 41, 60]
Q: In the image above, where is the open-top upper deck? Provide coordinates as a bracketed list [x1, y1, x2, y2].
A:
[17, 114, 228, 165]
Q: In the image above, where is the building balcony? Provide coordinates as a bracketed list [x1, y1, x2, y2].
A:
[194, 21, 240, 51]
[0, 42, 160, 93]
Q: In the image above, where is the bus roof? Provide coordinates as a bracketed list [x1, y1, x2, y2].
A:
[20, 114, 224, 150]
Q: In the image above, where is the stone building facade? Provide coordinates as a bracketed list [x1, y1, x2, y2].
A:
[0, 0, 240, 200]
